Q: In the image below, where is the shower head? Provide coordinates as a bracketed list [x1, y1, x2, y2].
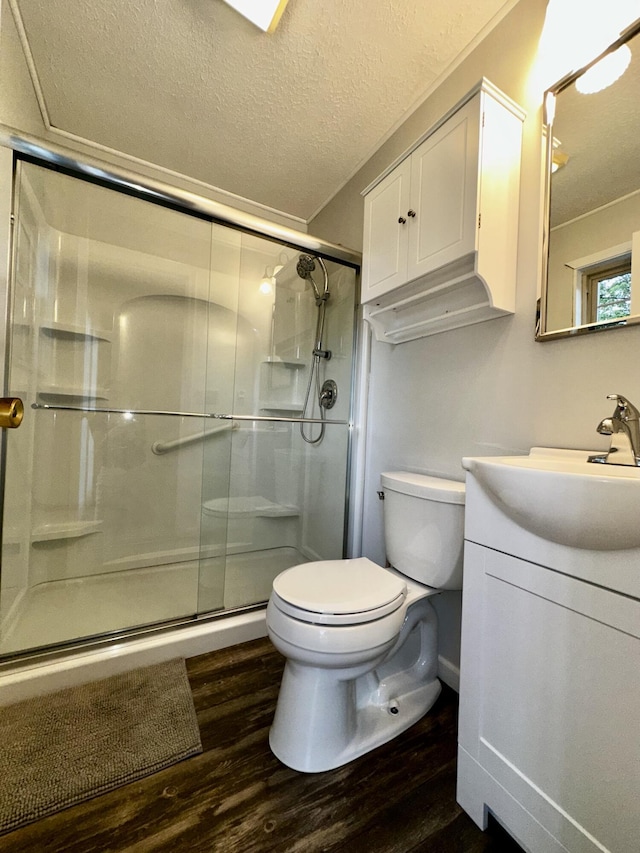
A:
[296, 253, 324, 302]
[296, 254, 317, 280]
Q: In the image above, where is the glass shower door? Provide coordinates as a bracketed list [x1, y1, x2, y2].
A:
[0, 161, 236, 656]
[199, 234, 357, 610]
[0, 156, 359, 658]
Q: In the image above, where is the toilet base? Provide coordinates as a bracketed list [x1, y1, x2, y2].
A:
[269, 664, 442, 773]
[269, 597, 442, 773]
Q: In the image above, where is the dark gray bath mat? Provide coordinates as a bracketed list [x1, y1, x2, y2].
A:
[0, 658, 202, 835]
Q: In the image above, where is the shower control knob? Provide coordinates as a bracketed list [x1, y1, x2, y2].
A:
[319, 379, 338, 410]
[407, 209, 416, 218]
[398, 216, 407, 225]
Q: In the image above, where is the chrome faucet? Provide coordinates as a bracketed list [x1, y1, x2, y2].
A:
[588, 394, 640, 466]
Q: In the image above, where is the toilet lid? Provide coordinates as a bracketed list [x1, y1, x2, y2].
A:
[271, 557, 407, 625]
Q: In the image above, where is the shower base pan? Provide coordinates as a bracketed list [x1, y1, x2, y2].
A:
[0, 546, 305, 656]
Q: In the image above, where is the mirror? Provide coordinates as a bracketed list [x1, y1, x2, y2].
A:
[538, 21, 640, 339]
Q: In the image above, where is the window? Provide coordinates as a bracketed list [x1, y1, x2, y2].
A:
[581, 255, 632, 325]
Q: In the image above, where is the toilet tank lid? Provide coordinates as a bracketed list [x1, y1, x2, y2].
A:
[380, 471, 465, 504]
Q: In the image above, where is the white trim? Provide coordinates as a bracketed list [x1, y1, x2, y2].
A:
[568, 242, 632, 327]
[221, 0, 290, 34]
[438, 654, 460, 693]
[551, 186, 640, 232]
[7, 0, 51, 129]
[566, 241, 632, 274]
[346, 315, 371, 558]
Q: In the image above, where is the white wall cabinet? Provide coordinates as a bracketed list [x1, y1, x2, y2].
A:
[457, 474, 640, 853]
[361, 157, 412, 297]
[361, 79, 524, 342]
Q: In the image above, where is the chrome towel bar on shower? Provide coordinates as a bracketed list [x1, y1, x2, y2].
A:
[30, 402, 349, 426]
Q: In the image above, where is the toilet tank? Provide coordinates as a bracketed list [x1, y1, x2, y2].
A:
[380, 471, 465, 590]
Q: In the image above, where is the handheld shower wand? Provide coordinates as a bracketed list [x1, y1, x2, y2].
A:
[295, 254, 333, 444]
[296, 254, 331, 359]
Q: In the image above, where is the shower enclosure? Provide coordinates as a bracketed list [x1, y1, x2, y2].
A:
[0, 156, 358, 660]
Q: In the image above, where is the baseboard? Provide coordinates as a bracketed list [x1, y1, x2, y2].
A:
[438, 654, 460, 692]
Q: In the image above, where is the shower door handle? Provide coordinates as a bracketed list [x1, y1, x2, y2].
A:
[0, 397, 24, 428]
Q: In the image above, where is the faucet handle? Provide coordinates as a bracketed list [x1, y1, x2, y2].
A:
[596, 417, 614, 436]
[606, 394, 640, 420]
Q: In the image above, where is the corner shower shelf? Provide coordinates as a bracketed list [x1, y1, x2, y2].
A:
[39, 321, 112, 342]
[31, 520, 102, 543]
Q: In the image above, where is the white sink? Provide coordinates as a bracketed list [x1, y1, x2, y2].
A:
[462, 447, 640, 550]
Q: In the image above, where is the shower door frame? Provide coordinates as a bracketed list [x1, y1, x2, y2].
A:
[0, 132, 366, 665]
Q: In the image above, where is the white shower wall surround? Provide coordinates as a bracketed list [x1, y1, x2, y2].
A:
[0, 159, 358, 661]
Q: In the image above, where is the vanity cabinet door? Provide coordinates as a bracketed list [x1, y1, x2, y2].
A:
[407, 95, 480, 281]
[458, 542, 640, 853]
[361, 157, 411, 302]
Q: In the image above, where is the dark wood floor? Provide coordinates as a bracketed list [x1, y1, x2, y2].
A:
[0, 637, 523, 852]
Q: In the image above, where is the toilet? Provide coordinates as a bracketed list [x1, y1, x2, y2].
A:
[266, 470, 465, 772]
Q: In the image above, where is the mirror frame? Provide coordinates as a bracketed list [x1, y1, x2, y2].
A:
[537, 18, 640, 341]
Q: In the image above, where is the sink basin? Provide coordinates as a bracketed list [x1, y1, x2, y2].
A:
[462, 447, 640, 550]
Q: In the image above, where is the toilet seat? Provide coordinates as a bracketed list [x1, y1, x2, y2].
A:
[271, 557, 407, 626]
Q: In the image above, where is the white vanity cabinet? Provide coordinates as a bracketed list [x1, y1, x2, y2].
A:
[457, 468, 640, 853]
[361, 79, 524, 342]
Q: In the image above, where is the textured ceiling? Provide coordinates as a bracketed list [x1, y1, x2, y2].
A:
[551, 30, 640, 228]
[13, 0, 514, 221]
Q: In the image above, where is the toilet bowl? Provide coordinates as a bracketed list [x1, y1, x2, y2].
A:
[266, 471, 465, 773]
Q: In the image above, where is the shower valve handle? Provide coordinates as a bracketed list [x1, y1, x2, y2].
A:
[319, 380, 338, 410]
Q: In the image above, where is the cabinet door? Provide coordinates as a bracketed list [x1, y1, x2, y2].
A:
[459, 543, 640, 853]
[361, 157, 411, 303]
[407, 96, 480, 280]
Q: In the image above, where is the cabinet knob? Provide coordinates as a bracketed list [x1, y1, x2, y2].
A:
[407, 209, 416, 218]
[398, 216, 407, 225]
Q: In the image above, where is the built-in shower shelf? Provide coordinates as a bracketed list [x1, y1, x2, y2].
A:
[261, 359, 306, 370]
[260, 405, 304, 416]
[39, 322, 112, 342]
[37, 386, 109, 402]
[31, 520, 102, 543]
[203, 496, 299, 518]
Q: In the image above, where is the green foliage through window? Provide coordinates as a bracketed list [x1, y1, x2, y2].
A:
[595, 272, 632, 322]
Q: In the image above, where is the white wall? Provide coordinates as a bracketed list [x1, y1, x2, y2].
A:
[311, 0, 640, 675]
